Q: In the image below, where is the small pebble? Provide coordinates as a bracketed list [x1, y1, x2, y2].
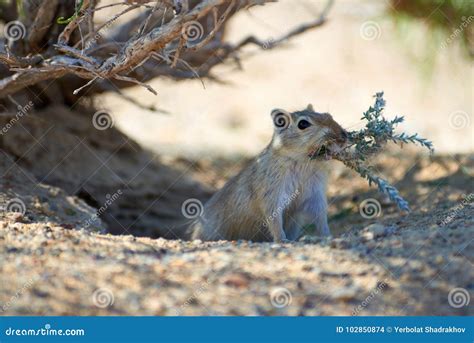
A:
[434, 255, 444, 265]
[363, 223, 387, 240]
[222, 272, 251, 288]
[331, 287, 358, 302]
[330, 238, 350, 249]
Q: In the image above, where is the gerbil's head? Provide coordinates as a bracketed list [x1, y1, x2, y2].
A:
[270, 104, 348, 159]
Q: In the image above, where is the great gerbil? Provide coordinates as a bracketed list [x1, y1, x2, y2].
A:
[189, 105, 348, 242]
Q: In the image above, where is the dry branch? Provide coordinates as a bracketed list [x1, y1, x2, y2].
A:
[0, 0, 333, 100]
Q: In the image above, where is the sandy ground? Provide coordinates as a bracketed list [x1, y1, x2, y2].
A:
[1, 151, 473, 315]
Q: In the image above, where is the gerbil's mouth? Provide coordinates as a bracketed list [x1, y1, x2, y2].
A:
[308, 142, 345, 160]
[308, 144, 331, 160]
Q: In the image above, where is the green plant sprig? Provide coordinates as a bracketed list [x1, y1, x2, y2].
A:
[337, 155, 411, 212]
[334, 92, 434, 212]
[346, 92, 433, 160]
[57, 0, 84, 25]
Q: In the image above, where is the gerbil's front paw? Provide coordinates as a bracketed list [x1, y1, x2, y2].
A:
[272, 229, 288, 243]
[320, 225, 331, 237]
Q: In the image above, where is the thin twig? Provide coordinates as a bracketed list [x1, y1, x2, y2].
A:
[113, 74, 158, 95]
[73, 76, 98, 95]
[188, 0, 235, 51]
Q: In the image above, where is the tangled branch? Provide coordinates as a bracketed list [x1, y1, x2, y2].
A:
[333, 92, 434, 212]
[0, 0, 334, 99]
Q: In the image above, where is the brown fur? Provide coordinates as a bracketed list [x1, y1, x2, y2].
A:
[189, 105, 348, 242]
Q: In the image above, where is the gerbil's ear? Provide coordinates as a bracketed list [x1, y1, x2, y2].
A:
[270, 108, 291, 129]
[306, 104, 314, 111]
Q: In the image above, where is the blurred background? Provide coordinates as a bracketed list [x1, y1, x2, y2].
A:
[101, 0, 473, 158]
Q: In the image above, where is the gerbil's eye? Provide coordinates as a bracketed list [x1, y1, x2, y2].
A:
[297, 119, 311, 130]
